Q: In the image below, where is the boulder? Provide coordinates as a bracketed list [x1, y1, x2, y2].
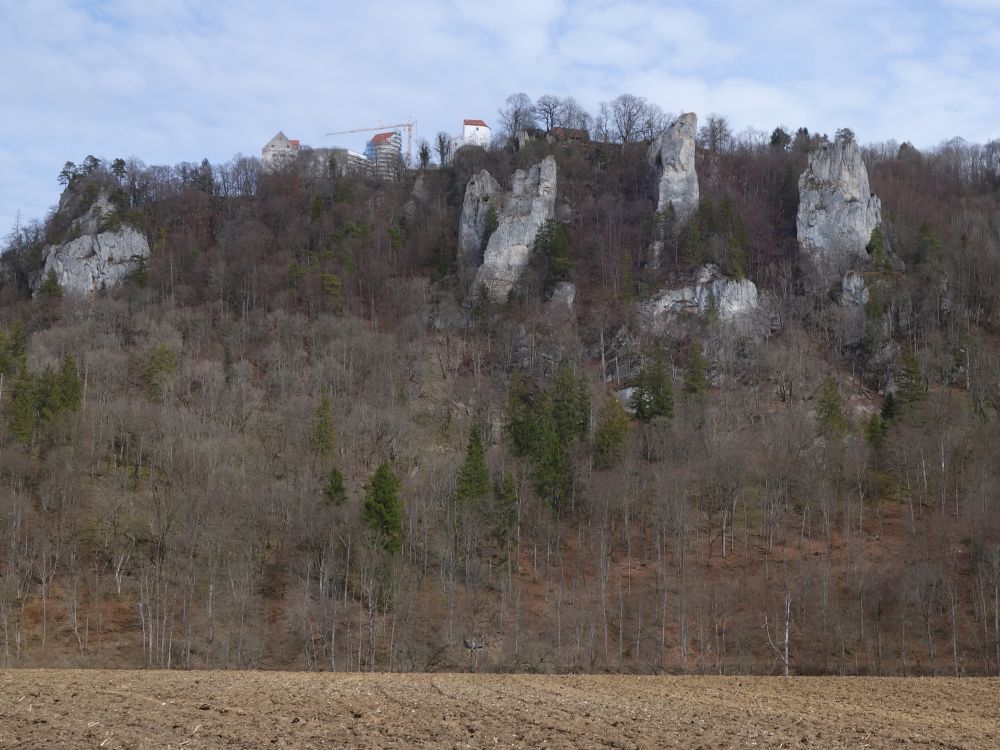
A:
[34, 194, 149, 297]
[472, 156, 557, 301]
[640, 264, 764, 335]
[648, 113, 699, 226]
[548, 281, 575, 309]
[840, 271, 870, 306]
[458, 170, 501, 266]
[797, 133, 882, 278]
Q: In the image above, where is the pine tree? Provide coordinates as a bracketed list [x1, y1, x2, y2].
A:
[505, 376, 538, 457]
[311, 394, 335, 461]
[322, 467, 348, 506]
[816, 376, 849, 436]
[492, 473, 518, 547]
[631, 350, 674, 423]
[552, 360, 589, 444]
[594, 396, 629, 469]
[455, 423, 491, 505]
[682, 341, 709, 400]
[865, 413, 886, 449]
[37, 269, 63, 299]
[531, 398, 573, 509]
[8, 368, 37, 446]
[897, 348, 927, 404]
[363, 462, 404, 554]
[58, 355, 82, 412]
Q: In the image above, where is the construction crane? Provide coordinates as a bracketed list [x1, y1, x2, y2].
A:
[325, 120, 416, 164]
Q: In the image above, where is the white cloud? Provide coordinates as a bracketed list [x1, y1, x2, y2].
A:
[1, 0, 999, 235]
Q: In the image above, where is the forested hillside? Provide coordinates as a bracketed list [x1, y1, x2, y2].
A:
[2, 99, 999, 676]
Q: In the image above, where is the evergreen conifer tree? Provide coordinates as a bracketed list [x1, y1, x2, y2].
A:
[897, 348, 927, 404]
[631, 350, 674, 423]
[8, 368, 37, 446]
[594, 396, 629, 469]
[311, 394, 335, 461]
[363, 462, 404, 553]
[322, 467, 348, 506]
[38, 269, 63, 299]
[682, 341, 709, 400]
[455, 423, 491, 505]
[816, 376, 849, 436]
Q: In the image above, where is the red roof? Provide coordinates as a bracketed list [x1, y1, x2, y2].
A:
[371, 132, 395, 144]
[289, 139, 300, 146]
[464, 119, 488, 127]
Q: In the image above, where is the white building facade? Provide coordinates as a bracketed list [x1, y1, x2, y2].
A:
[446, 119, 492, 163]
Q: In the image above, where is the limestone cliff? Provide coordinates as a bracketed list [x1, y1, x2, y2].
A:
[34, 194, 149, 296]
[458, 170, 501, 266]
[797, 133, 882, 278]
[640, 264, 765, 335]
[472, 156, 557, 302]
[648, 113, 699, 225]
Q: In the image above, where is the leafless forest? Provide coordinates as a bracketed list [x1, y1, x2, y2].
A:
[2, 96, 1000, 676]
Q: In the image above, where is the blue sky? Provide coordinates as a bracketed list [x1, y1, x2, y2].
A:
[2, 0, 999, 236]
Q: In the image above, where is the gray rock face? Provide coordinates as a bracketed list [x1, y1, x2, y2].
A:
[640, 264, 763, 334]
[549, 281, 575, 309]
[648, 113, 699, 225]
[472, 156, 557, 301]
[840, 271, 870, 306]
[458, 170, 501, 266]
[797, 135, 881, 278]
[35, 194, 149, 296]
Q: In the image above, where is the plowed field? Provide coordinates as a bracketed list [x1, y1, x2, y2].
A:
[1, 670, 997, 749]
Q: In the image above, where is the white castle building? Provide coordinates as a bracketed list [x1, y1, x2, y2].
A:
[446, 119, 492, 163]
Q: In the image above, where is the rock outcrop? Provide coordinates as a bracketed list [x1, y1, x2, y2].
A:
[797, 134, 882, 278]
[458, 170, 501, 266]
[472, 156, 557, 301]
[840, 271, 869, 307]
[640, 264, 765, 335]
[34, 194, 149, 297]
[648, 113, 699, 225]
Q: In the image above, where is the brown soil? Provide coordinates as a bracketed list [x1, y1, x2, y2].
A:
[1, 670, 998, 749]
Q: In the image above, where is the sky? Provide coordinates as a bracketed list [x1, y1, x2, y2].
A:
[2, 0, 999, 236]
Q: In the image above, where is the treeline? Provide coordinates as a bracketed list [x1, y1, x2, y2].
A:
[0, 98, 998, 675]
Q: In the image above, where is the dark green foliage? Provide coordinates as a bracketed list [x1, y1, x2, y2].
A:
[897, 348, 927, 404]
[865, 413, 886, 448]
[489, 473, 519, 550]
[38, 269, 64, 299]
[8, 368, 37, 446]
[682, 341, 709, 400]
[455, 423, 491, 505]
[531, 399, 573, 508]
[433, 235, 456, 280]
[146, 345, 176, 401]
[533, 219, 572, 292]
[363, 462, 404, 554]
[867, 226, 889, 270]
[551, 360, 590, 444]
[0, 324, 29, 376]
[323, 467, 348, 506]
[631, 350, 674, 423]
[6, 355, 82, 446]
[481, 204, 499, 255]
[505, 363, 590, 509]
[505, 375, 538, 457]
[769, 127, 791, 149]
[594, 396, 629, 469]
[311, 394, 335, 461]
[865, 280, 888, 321]
[880, 392, 900, 422]
[816, 376, 848, 436]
